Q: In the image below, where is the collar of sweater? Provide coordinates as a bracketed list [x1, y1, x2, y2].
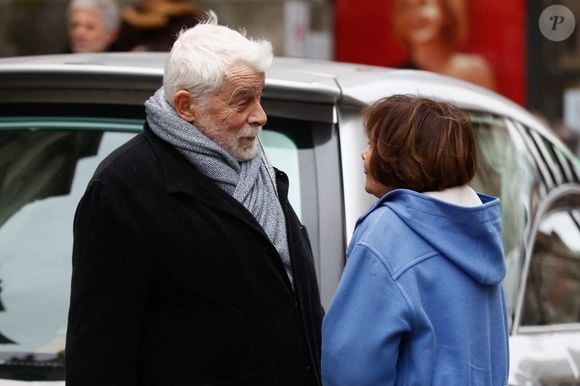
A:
[423, 184, 482, 207]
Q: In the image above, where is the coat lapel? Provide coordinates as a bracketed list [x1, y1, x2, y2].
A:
[142, 124, 272, 241]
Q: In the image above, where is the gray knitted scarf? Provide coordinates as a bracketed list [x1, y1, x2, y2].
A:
[145, 88, 293, 284]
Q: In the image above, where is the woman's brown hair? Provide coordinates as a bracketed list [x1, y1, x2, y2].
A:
[363, 94, 476, 192]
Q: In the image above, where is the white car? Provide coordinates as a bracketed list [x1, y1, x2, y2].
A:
[0, 53, 578, 385]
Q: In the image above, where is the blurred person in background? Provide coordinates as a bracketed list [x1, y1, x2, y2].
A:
[113, 0, 202, 51]
[391, 0, 496, 90]
[67, 0, 120, 53]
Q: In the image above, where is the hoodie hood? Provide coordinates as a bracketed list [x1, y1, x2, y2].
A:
[358, 188, 506, 285]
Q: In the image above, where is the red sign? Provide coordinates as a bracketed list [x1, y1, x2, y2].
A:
[334, 0, 526, 106]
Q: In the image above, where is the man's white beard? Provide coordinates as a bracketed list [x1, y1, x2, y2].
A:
[228, 124, 262, 161]
[198, 117, 262, 161]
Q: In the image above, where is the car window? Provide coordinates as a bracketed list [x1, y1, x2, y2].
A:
[261, 130, 302, 219]
[522, 207, 580, 326]
[261, 115, 324, 276]
[469, 113, 540, 326]
[0, 117, 140, 380]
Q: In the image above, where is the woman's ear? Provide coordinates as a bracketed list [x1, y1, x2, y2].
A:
[173, 90, 197, 122]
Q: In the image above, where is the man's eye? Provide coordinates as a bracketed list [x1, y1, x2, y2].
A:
[236, 100, 250, 109]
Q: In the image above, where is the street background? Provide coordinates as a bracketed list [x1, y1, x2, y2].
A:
[0, 0, 579, 154]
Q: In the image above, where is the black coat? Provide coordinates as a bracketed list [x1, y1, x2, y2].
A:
[65, 124, 323, 386]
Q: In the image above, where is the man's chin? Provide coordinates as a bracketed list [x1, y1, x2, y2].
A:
[235, 150, 258, 162]
[232, 143, 259, 162]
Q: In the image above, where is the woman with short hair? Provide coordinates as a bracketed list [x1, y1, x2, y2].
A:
[322, 95, 509, 386]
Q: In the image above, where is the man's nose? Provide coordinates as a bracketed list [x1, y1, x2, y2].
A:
[249, 102, 267, 127]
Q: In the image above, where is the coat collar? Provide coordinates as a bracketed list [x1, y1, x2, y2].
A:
[141, 123, 289, 237]
[142, 123, 212, 196]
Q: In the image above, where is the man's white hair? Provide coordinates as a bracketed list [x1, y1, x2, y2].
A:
[163, 11, 273, 106]
[67, 0, 120, 31]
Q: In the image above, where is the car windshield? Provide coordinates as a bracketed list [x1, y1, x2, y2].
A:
[469, 113, 540, 328]
[0, 115, 316, 381]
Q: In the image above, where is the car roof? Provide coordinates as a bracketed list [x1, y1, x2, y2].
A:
[0, 52, 559, 143]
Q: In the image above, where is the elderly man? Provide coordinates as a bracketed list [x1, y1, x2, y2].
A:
[67, 0, 119, 53]
[65, 11, 323, 386]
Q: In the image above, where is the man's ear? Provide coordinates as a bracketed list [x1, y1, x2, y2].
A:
[173, 90, 198, 122]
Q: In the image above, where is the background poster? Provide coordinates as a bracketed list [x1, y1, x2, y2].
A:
[334, 0, 526, 106]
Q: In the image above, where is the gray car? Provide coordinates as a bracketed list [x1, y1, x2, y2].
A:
[0, 53, 578, 385]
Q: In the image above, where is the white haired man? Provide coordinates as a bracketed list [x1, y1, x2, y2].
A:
[65, 11, 323, 386]
[67, 0, 119, 53]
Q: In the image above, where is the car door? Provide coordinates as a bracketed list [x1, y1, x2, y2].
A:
[510, 185, 580, 386]
[261, 99, 345, 308]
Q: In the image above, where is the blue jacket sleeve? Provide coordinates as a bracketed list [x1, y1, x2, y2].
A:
[322, 242, 414, 386]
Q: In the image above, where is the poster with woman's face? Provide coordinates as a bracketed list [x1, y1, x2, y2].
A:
[390, 0, 497, 90]
[334, 0, 526, 105]
[392, 0, 449, 48]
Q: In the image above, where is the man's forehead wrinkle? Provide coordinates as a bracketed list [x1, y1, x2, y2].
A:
[224, 64, 265, 83]
[231, 86, 257, 99]
[219, 63, 265, 106]
[226, 80, 263, 104]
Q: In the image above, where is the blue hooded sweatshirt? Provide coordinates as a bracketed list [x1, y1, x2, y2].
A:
[322, 188, 509, 386]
